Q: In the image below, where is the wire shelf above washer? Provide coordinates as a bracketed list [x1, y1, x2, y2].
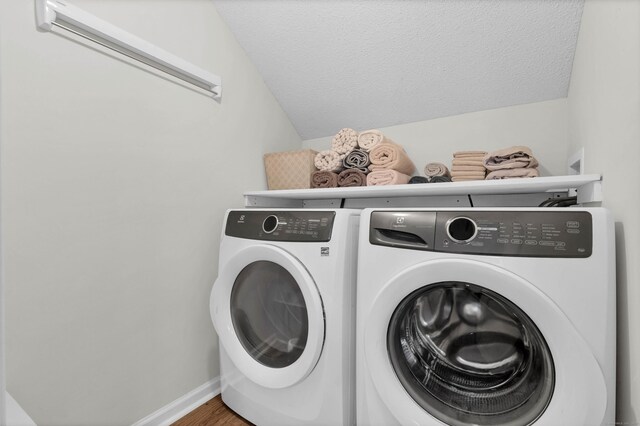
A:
[244, 174, 602, 209]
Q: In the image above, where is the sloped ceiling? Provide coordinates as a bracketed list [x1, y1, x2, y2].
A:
[212, 0, 584, 140]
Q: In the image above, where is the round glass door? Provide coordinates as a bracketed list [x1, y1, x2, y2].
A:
[210, 244, 325, 389]
[387, 281, 554, 426]
[231, 260, 309, 368]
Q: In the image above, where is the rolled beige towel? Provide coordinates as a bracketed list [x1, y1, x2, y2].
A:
[483, 146, 539, 170]
[357, 129, 393, 152]
[311, 170, 339, 188]
[314, 150, 344, 172]
[368, 143, 416, 176]
[424, 162, 451, 178]
[331, 128, 359, 156]
[367, 169, 412, 186]
[337, 169, 367, 187]
[486, 168, 539, 180]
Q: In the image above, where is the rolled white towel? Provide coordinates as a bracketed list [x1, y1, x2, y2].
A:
[358, 129, 393, 152]
[331, 128, 359, 156]
[314, 150, 344, 172]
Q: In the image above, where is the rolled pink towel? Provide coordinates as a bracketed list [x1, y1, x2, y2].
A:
[311, 171, 339, 188]
[424, 162, 451, 178]
[314, 150, 344, 172]
[331, 128, 359, 156]
[366, 169, 411, 186]
[486, 168, 539, 180]
[337, 169, 367, 187]
[483, 146, 539, 170]
[368, 143, 416, 176]
[357, 129, 393, 152]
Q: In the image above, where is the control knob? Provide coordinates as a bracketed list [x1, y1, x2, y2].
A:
[446, 216, 478, 244]
[262, 215, 279, 234]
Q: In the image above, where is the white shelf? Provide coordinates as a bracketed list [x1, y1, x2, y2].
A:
[244, 174, 602, 208]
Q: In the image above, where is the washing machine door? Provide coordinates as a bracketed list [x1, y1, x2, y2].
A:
[364, 259, 607, 426]
[211, 244, 324, 389]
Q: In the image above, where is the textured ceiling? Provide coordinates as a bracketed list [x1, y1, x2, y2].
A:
[212, 0, 584, 140]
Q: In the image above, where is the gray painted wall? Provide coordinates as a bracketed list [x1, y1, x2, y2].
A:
[0, 0, 300, 424]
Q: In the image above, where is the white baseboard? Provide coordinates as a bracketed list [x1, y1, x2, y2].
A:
[6, 392, 37, 426]
[131, 377, 220, 426]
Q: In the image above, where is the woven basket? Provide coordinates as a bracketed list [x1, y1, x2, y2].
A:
[264, 149, 318, 190]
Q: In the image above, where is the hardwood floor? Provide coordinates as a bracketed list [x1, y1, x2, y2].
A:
[171, 395, 254, 426]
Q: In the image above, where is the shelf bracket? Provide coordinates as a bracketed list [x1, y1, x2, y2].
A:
[576, 180, 603, 205]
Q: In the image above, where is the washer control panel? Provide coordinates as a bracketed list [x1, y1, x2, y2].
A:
[226, 210, 335, 242]
[370, 210, 592, 258]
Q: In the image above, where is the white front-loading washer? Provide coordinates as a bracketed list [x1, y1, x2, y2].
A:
[356, 208, 615, 426]
[210, 209, 359, 426]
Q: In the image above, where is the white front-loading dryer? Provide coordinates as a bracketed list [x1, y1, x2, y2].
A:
[356, 208, 615, 426]
[210, 209, 359, 426]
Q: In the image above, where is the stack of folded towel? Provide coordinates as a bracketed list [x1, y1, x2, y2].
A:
[451, 151, 488, 182]
[483, 146, 539, 180]
[312, 128, 415, 188]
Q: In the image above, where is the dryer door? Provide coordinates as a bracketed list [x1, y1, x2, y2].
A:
[363, 259, 607, 426]
[211, 244, 325, 389]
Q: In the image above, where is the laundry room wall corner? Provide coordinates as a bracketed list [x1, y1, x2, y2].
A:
[0, 0, 300, 425]
[567, 0, 640, 423]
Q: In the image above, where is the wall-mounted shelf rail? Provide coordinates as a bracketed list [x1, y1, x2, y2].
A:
[35, 0, 222, 100]
[244, 174, 602, 209]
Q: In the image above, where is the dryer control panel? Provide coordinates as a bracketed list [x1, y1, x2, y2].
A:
[370, 210, 592, 258]
[226, 210, 335, 242]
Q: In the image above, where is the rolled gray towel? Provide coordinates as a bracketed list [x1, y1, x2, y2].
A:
[409, 176, 429, 184]
[342, 149, 370, 172]
[429, 175, 452, 183]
